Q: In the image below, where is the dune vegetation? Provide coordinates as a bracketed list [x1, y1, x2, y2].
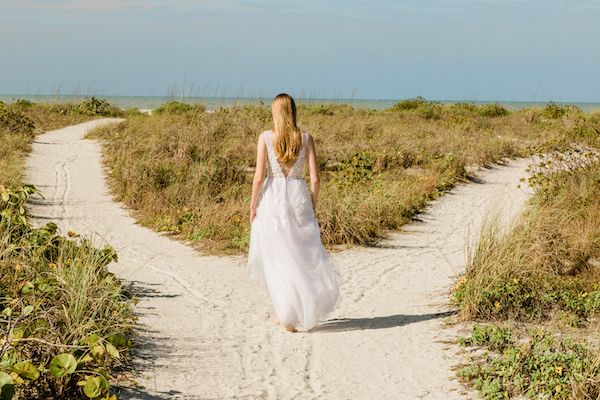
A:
[1, 99, 134, 399]
[457, 323, 599, 399]
[89, 99, 599, 255]
[0, 98, 126, 186]
[86, 97, 600, 398]
[454, 153, 600, 324]
[452, 144, 600, 398]
[3, 96, 599, 398]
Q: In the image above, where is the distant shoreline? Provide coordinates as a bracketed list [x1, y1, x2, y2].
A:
[2, 94, 600, 112]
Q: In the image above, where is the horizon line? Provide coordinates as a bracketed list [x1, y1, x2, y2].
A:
[2, 93, 600, 105]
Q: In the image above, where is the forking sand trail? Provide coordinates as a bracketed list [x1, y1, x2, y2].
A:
[26, 119, 534, 399]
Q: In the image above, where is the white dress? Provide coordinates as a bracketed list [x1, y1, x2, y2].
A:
[247, 130, 342, 330]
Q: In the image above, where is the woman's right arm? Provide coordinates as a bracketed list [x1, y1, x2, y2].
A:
[249, 133, 267, 222]
[306, 135, 320, 211]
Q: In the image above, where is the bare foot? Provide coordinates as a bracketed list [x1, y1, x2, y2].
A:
[270, 314, 296, 332]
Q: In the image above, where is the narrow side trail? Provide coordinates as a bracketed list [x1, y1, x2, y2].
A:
[26, 120, 534, 400]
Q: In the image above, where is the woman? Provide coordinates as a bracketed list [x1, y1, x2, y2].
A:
[247, 93, 341, 332]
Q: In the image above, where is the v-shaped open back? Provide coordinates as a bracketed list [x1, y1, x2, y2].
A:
[249, 128, 341, 330]
[265, 130, 308, 179]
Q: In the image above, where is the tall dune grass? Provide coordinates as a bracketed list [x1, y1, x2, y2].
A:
[453, 155, 600, 324]
[451, 142, 600, 399]
[90, 101, 598, 254]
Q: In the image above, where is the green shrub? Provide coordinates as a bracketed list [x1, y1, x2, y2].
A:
[570, 122, 600, 140]
[153, 101, 205, 115]
[390, 96, 428, 111]
[0, 104, 36, 135]
[0, 185, 134, 399]
[417, 103, 443, 119]
[31, 99, 123, 119]
[478, 103, 509, 118]
[543, 101, 568, 119]
[13, 99, 35, 109]
[389, 97, 443, 119]
[77, 97, 124, 117]
[458, 325, 600, 399]
[457, 323, 513, 352]
[335, 151, 376, 183]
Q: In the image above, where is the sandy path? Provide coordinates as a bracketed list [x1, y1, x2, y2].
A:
[26, 119, 534, 400]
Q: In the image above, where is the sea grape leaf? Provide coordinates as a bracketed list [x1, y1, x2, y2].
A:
[49, 354, 77, 377]
[12, 361, 39, 380]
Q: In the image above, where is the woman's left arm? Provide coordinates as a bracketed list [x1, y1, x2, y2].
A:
[249, 133, 267, 222]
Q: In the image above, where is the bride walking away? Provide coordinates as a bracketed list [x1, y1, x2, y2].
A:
[247, 93, 342, 332]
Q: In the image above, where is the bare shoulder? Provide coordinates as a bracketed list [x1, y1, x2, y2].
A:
[258, 130, 270, 142]
[255, 131, 269, 151]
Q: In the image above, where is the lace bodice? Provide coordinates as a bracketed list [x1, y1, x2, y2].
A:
[248, 129, 340, 331]
[264, 130, 308, 179]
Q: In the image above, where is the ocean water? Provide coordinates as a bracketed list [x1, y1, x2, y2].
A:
[1, 94, 600, 112]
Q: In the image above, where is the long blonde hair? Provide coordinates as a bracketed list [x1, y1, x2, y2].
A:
[271, 93, 302, 164]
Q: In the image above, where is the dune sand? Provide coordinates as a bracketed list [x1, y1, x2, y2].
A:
[26, 119, 534, 399]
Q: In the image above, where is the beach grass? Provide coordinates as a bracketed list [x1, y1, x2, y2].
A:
[0, 99, 125, 185]
[453, 153, 600, 324]
[0, 99, 135, 399]
[3, 96, 599, 398]
[89, 100, 599, 255]
[452, 146, 600, 399]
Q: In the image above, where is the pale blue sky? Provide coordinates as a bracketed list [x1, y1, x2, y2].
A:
[1, 0, 599, 101]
